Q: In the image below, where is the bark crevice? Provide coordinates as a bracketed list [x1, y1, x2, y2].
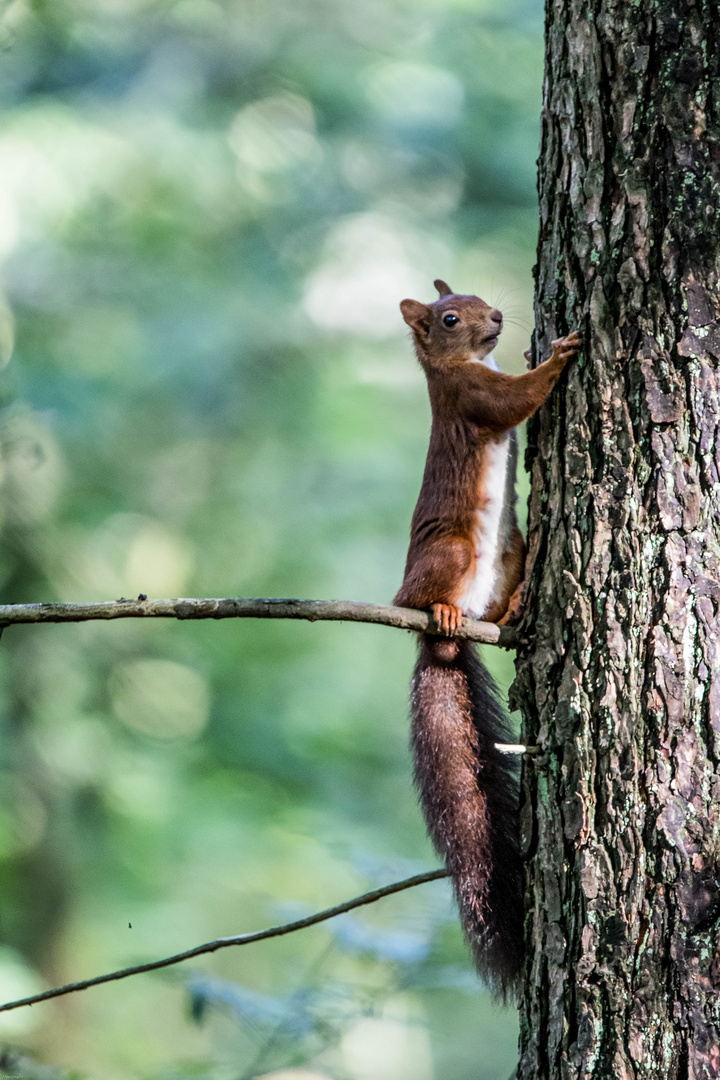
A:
[516, 1, 720, 1076]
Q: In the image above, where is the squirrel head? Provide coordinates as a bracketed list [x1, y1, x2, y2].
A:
[399, 280, 503, 371]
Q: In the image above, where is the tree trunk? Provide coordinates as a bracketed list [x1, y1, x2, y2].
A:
[514, 2, 720, 1077]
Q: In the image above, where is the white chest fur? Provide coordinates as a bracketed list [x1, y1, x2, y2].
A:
[456, 434, 510, 620]
[469, 350, 499, 371]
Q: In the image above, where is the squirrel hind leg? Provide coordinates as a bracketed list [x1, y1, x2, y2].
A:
[483, 527, 526, 625]
[497, 582, 524, 626]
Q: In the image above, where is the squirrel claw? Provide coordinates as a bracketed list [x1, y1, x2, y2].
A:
[431, 602, 463, 636]
[498, 595, 524, 627]
[551, 330, 582, 361]
[548, 330, 582, 370]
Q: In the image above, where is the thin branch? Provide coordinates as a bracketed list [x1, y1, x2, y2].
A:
[0, 869, 450, 1014]
[495, 743, 541, 756]
[0, 597, 517, 646]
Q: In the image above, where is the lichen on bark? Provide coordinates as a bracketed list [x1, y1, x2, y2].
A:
[514, 1, 720, 1077]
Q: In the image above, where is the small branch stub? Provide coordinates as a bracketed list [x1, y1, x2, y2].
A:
[495, 743, 540, 756]
[0, 597, 517, 647]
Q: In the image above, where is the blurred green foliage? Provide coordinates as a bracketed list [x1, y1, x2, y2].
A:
[0, 0, 542, 1076]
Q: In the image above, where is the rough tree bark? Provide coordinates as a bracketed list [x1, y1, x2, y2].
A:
[513, 2, 720, 1077]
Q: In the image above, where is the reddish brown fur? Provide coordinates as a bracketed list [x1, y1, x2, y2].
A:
[394, 281, 580, 995]
[395, 285, 579, 619]
[485, 526, 526, 625]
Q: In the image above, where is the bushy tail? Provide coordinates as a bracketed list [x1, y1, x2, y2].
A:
[411, 636, 523, 999]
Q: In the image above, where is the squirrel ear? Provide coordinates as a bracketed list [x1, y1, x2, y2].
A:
[400, 299, 431, 334]
[434, 279, 453, 297]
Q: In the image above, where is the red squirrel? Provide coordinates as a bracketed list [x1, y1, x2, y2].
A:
[394, 279, 580, 997]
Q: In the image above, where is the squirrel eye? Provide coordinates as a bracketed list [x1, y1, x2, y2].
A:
[442, 313, 459, 328]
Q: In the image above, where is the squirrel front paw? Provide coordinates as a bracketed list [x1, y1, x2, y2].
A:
[550, 330, 582, 366]
[431, 603, 463, 636]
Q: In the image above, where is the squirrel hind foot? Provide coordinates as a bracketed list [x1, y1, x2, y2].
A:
[497, 587, 525, 627]
[431, 602, 463, 636]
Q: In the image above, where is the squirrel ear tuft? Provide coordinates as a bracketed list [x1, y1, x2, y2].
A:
[400, 299, 431, 334]
[434, 279, 453, 297]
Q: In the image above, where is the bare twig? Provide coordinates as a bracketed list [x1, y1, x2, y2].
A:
[0, 597, 517, 646]
[495, 743, 541, 756]
[0, 869, 450, 1014]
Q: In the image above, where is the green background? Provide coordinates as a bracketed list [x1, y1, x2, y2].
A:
[0, 0, 542, 1076]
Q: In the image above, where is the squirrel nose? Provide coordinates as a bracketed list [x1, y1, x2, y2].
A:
[490, 309, 502, 325]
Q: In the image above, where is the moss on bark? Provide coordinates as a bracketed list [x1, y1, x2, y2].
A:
[514, 1, 720, 1076]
